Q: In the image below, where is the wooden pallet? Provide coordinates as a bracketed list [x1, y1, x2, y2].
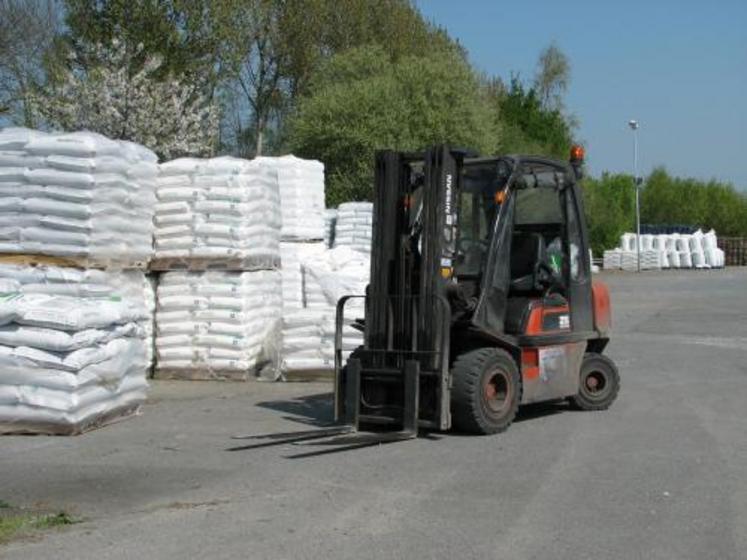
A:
[0, 253, 147, 270]
[152, 367, 257, 382]
[283, 369, 334, 382]
[0, 403, 141, 436]
[149, 256, 280, 272]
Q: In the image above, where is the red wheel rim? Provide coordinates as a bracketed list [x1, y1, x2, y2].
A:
[582, 369, 609, 400]
[483, 370, 511, 414]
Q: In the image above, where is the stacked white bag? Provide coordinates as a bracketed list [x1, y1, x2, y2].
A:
[603, 249, 622, 270]
[258, 155, 325, 241]
[154, 157, 280, 268]
[334, 202, 373, 255]
[155, 270, 281, 379]
[282, 246, 369, 374]
[153, 156, 283, 380]
[0, 128, 157, 266]
[279, 241, 327, 312]
[279, 242, 330, 374]
[0, 264, 150, 434]
[701, 229, 724, 268]
[603, 230, 725, 271]
[262, 155, 331, 376]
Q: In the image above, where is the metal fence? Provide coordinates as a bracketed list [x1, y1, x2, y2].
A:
[718, 237, 747, 266]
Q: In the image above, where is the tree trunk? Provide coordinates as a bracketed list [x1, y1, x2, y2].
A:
[255, 116, 264, 156]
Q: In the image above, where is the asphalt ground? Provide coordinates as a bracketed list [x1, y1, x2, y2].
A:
[1, 268, 746, 559]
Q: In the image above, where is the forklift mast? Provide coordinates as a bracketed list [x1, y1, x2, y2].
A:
[335, 147, 466, 431]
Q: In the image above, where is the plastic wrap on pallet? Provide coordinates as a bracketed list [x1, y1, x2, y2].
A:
[257, 155, 326, 241]
[154, 157, 281, 269]
[0, 127, 157, 268]
[0, 263, 150, 434]
[154, 270, 282, 380]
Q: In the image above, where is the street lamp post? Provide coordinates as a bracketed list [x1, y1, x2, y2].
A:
[628, 120, 641, 272]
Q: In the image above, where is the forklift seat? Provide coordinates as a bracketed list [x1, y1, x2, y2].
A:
[509, 232, 546, 295]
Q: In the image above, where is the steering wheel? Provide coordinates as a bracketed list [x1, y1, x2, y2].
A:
[535, 260, 563, 295]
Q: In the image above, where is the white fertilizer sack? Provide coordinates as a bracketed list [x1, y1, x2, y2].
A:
[0, 128, 157, 266]
[0, 264, 150, 433]
[155, 157, 281, 268]
[155, 270, 282, 377]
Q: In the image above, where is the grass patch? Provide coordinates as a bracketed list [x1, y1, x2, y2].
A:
[0, 502, 80, 545]
[32, 512, 78, 529]
[0, 514, 31, 544]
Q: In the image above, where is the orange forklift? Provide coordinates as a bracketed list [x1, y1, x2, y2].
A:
[233, 145, 618, 452]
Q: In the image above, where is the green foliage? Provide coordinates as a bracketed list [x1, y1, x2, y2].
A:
[641, 167, 747, 236]
[32, 511, 79, 529]
[493, 77, 574, 159]
[61, 0, 237, 86]
[581, 173, 637, 256]
[236, 0, 463, 155]
[289, 45, 500, 206]
[0, 504, 79, 545]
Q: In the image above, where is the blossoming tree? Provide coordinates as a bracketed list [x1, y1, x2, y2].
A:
[34, 40, 219, 159]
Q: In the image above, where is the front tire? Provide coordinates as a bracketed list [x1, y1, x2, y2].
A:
[568, 352, 620, 411]
[451, 348, 521, 434]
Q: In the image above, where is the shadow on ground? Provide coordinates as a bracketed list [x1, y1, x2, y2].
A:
[254, 390, 570, 433]
[255, 392, 334, 427]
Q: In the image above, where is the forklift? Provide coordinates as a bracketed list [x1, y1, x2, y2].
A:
[232, 145, 618, 452]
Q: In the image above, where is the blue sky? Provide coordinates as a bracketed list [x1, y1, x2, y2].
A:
[415, 0, 747, 189]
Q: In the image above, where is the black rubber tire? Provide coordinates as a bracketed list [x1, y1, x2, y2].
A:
[568, 352, 620, 411]
[451, 348, 521, 435]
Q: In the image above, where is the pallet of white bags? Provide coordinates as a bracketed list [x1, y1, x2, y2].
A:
[283, 369, 334, 382]
[0, 253, 148, 271]
[152, 367, 255, 382]
[149, 256, 280, 272]
[0, 403, 142, 436]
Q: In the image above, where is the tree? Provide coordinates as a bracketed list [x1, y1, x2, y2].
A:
[581, 173, 637, 256]
[32, 40, 220, 159]
[223, 0, 463, 156]
[61, 0, 239, 89]
[534, 42, 570, 111]
[58, 0, 462, 157]
[641, 167, 747, 236]
[289, 45, 499, 205]
[0, 0, 61, 126]
[493, 76, 574, 158]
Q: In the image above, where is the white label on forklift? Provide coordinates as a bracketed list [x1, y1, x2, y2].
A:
[559, 315, 570, 329]
[441, 258, 452, 267]
[539, 347, 566, 383]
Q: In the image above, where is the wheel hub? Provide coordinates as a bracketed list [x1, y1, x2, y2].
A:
[584, 371, 607, 394]
[483, 371, 510, 413]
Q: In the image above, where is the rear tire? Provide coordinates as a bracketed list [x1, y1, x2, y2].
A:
[568, 353, 620, 411]
[451, 348, 521, 435]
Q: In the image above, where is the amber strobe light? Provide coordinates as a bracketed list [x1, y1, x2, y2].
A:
[570, 144, 585, 163]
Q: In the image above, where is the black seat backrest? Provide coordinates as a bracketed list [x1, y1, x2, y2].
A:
[510, 232, 543, 277]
